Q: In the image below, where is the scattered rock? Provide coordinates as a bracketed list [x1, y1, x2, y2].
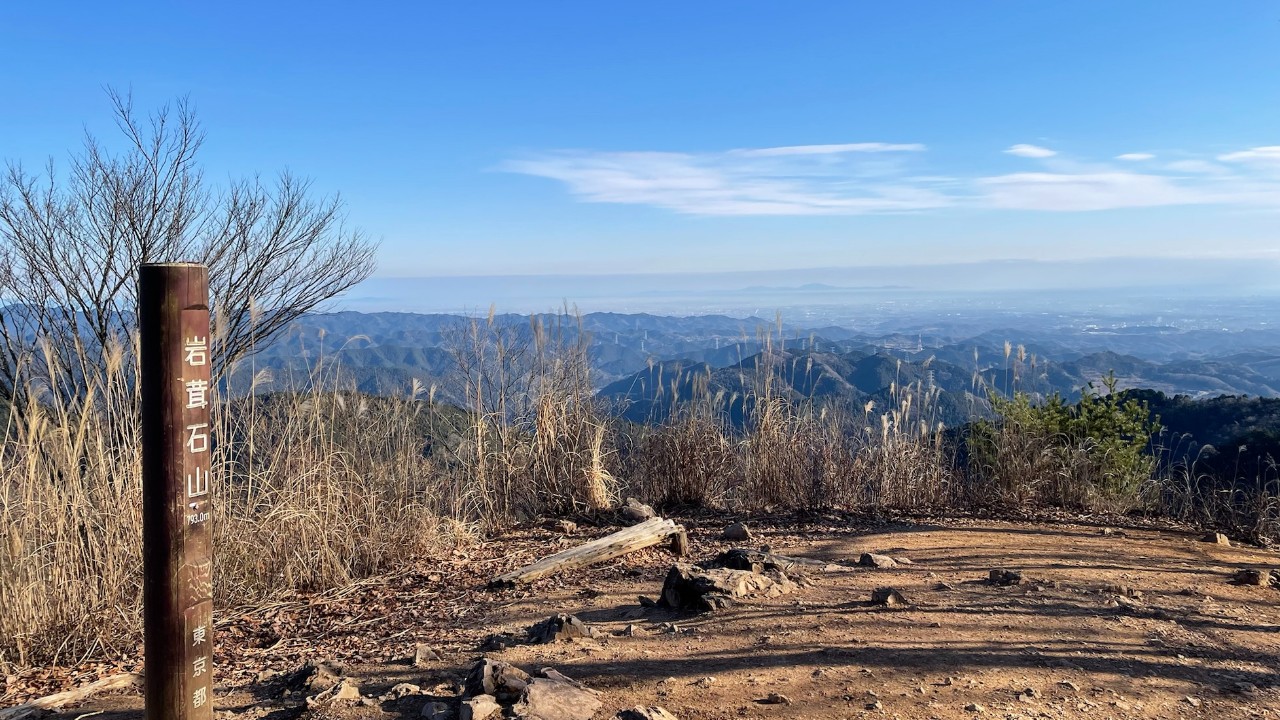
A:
[858, 553, 898, 569]
[756, 693, 791, 705]
[422, 700, 453, 719]
[306, 678, 362, 707]
[616, 707, 679, 720]
[870, 587, 909, 607]
[722, 522, 753, 541]
[621, 498, 656, 524]
[413, 644, 443, 667]
[1103, 584, 1143, 599]
[1203, 532, 1231, 546]
[1058, 680, 1080, 692]
[658, 563, 796, 611]
[512, 668, 603, 720]
[382, 683, 423, 700]
[964, 702, 985, 712]
[465, 658, 532, 702]
[1222, 680, 1259, 696]
[1184, 696, 1202, 708]
[866, 700, 883, 710]
[1231, 568, 1268, 586]
[527, 614, 599, 643]
[479, 633, 520, 652]
[715, 548, 823, 578]
[1016, 687, 1039, 702]
[461, 694, 502, 720]
[288, 659, 346, 692]
[988, 568, 1023, 586]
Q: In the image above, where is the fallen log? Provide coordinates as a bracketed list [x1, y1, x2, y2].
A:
[0, 673, 143, 720]
[492, 517, 686, 587]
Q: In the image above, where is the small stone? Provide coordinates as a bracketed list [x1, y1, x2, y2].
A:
[988, 568, 1023, 586]
[512, 669, 603, 720]
[722, 522, 753, 541]
[413, 644, 443, 667]
[1058, 680, 1080, 692]
[290, 658, 346, 692]
[1184, 696, 1201, 707]
[964, 702, 985, 712]
[306, 678, 362, 706]
[465, 658, 532, 701]
[1103, 584, 1142, 599]
[478, 633, 519, 652]
[527, 614, 598, 643]
[1231, 568, 1267, 586]
[616, 708, 679, 720]
[865, 700, 883, 710]
[422, 700, 453, 719]
[1224, 681, 1258, 696]
[757, 693, 791, 705]
[870, 587, 909, 606]
[859, 553, 898, 569]
[1203, 532, 1231, 546]
[461, 694, 502, 720]
[384, 683, 423, 700]
[621, 497, 656, 523]
[694, 676, 715, 688]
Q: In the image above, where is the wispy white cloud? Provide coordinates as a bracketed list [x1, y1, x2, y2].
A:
[978, 172, 1199, 211]
[1218, 146, 1280, 165]
[733, 143, 926, 157]
[504, 142, 1280, 215]
[1165, 159, 1230, 175]
[502, 145, 951, 215]
[1005, 144, 1057, 159]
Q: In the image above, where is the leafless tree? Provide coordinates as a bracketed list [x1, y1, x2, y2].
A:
[0, 90, 376, 411]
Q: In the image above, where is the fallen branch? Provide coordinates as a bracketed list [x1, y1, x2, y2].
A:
[0, 673, 142, 720]
[491, 517, 686, 587]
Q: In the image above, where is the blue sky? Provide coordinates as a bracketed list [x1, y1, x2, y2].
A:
[3, 2, 1280, 280]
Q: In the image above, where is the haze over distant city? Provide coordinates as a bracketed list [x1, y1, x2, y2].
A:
[4, 1, 1280, 302]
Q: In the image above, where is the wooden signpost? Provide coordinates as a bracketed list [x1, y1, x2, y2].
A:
[139, 263, 214, 720]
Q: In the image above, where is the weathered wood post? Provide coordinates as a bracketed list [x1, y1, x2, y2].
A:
[139, 263, 214, 720]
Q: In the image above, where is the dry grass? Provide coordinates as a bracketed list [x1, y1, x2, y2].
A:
[3, 316, 1277, 671]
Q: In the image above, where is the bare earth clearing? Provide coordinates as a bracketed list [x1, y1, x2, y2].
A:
[9, 515, 1280, 720]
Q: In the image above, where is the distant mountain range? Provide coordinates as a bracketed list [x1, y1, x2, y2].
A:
[232, 310, 1280, 422]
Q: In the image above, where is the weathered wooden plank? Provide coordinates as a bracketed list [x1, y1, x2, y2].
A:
[0, 673, 143, 720]
[492, 517, 684, 587]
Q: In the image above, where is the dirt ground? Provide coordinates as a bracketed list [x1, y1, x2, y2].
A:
[12, 515, 1280, 720]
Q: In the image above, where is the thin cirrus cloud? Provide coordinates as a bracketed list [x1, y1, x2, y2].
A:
[502, 142, 1280, 215]
[1004, 144, 1058, 159]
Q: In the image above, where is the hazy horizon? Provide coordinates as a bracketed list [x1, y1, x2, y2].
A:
[339, 256, 1280, 316]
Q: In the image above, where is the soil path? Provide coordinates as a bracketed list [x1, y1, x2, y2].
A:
[16, 517, 1280, 719]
